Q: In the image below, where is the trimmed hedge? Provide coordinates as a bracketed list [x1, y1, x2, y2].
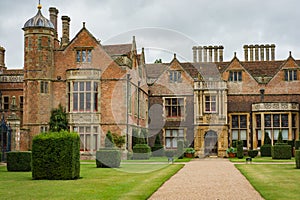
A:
[295, 140, 300, 150]
[151, 146, 164, 157]
[260, 144, 272, 157]
[32, 131, 80, 180]
[295, 150, 300, 169]
[248, 150, 259, 158]
[7, 151, 32, 172]
[236, 140, 243, 159]
[96, 148, 121, 168]
[133, 144, 151, 160]
[272, 144, 292, 159]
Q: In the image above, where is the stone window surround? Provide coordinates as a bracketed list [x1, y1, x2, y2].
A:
[163, 128, 186, 149]
[163, 97, 186, 121]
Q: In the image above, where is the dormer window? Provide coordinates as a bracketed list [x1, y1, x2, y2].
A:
[169, 71, 182, 83]
[228, 71, 242, 82]
[284, 69, 297, 81]
[76, 48, 92, 63]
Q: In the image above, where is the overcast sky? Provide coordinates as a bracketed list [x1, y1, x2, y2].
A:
[1, 0, 300, 69]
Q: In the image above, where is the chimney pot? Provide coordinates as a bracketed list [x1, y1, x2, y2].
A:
[49, 7, 59, 38]
[244, 45, 249, 61]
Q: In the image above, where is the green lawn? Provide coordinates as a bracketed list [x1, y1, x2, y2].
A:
[236, 164, 300, 200]
[229, 156, 295, 163]
[0, 163, 183, 200]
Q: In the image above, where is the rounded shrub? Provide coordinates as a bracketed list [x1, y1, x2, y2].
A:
[248, 150, 258, 158]
[133, 144, 151, 160]
[96, 148, 121, 168]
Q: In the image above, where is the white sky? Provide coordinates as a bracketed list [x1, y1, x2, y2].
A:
[1, 0, 300, 69]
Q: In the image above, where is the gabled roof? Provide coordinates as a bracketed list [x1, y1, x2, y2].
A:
[145, 63, 169, 79]
[102, 44, 132, 56]
[241, 61, 284, 78]
[181, 62, 225, 81]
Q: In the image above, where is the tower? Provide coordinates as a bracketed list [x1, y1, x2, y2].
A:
[22, 3, 56, 136]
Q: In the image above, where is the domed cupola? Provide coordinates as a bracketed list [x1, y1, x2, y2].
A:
[23, 4, 54, 29]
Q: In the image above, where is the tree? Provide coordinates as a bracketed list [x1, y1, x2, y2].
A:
[105, 131, 115, 148]
[112, 132, 125, 148]
[277, 131, 283, 143]
[49, 104, 68, 132]
[264, 132, 271, 144]
[154, 58, 162, 63]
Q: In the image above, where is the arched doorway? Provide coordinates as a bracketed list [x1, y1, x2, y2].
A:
[204, 131, 218, 156]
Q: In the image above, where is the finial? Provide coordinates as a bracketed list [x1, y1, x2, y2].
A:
[234, 52, 237, 57]
[289, 51, 292, 57]
[174, 53, 176, 59]
[38, 0, 42, 9]
[83, 22, 86, 28]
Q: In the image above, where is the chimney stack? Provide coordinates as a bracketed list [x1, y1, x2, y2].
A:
[192, 46, 197, 63]
[214, 46, 218, 62]
[271, 44, 276, 61]
[219, 46, 224, 62]
[254, 45, 259, 61]
[243, 44, 276, 61]
[208, 46, 213, 62]
[244, 45, 249, 61]
[203, 46, 208, 62]
[192, 45, 224, 62]
[265, 44, 270, 61]
[61, 16, 71, 48]
[249, 45, 254, 61]
[198, 46, 203, 62]
[0, 46, 6, 70]
[260, 45, 265, 61]
[49, 7, 59, 38]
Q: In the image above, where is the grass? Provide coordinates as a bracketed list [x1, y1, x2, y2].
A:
[0, 163, 183, 200]
[81, 156, 193, 163]
[236, 164, 300, 200]
[229, 156, 295, 163]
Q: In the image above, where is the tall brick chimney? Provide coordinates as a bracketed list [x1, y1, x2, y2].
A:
[49, 7, 59, 37]
[0, 46, 6, 70]
[61, 16, 71, 48]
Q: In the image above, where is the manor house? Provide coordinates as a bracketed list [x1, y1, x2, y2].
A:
[1, 4, 299, 157]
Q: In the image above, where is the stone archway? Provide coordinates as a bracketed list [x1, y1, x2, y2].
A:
[204, 130, 218, 156]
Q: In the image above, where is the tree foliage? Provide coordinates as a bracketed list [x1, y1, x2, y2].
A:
[105, 131, 115, 148]
[112, 132, 125, 148]
[49, 104, 68, 132]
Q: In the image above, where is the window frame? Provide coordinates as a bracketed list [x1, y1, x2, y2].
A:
[40, 81, 49, 94]
[230, 114, 248, 147]
[165, 129, 185, 149]
[164, 97, 185, 120]
[3, 96, 9, 110]
[204, 95, 217, 113]
[228, 71, 242, 82]
[69, 81, 98, 113]
[284, 69, 297, 81]
[76, 48, 92, 63]
[169, 70, 182, 83]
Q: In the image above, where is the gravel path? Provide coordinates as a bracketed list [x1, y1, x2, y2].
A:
[149, 158, 264, 200]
